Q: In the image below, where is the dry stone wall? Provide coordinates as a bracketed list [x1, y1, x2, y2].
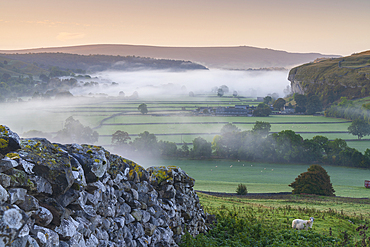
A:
[0, 125, 209, 246]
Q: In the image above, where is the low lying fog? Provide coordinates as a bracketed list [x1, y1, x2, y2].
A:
[71, 69, 290, 98]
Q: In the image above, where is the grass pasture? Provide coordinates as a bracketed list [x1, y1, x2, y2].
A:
[154, 159, 370, 198]
[190, 192, 370, 245]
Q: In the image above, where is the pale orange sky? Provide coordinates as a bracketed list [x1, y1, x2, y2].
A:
[1, 0, 369, 55]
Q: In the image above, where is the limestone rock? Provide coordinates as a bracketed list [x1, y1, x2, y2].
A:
[30, 176, 53, 195]
[18, 194, 40, 212]
[33, 207, 53, 226]
[0, 184, 8, 204]
[32, 225, 59, 247]
[65, 144, 109, 183]
[8, 187, 27, 204]
[0, 172, 11, 187]
[0, 125, 21, 155]
[55, 216, 79, 239]
[5, 168, 34, 189]
[0, 157, 19, 173]
[0, 204, 29, 245]
[18, 138, 74, 195]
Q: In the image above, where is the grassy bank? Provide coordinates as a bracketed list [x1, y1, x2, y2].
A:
[181, 193, 370, 246]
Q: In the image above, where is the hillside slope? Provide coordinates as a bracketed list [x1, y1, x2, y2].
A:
[0, 55, 48, 76]
[0, 53, 207, 73]
[0, 44, 339, 70]
[288, 50, 370, 106]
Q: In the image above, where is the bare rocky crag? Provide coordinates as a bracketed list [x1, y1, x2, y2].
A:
[288, 70, 306, 95]
[0, 125, 210, 246]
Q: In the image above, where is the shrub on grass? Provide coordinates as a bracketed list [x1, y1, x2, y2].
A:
[236, 183, 248, 195]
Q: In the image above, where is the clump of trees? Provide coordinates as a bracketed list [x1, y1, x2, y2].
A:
[253, 103, 272, 117]
[293, 93, 323, 114]
[325, 97, 370, 121]
[324, 97, 370, 139]
[289, 164, 335, 196]
[111, 122, 370, 169]
[55, 116, 99, 144]
[111, 130, 191, 158]
[273, 98, 286, 111]
[260, 93, 323, 115]
[216, 85, 229, 97]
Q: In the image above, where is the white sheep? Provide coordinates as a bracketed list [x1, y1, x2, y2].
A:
[292, 217, 314, 230]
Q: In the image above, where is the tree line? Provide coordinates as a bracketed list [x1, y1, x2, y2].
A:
[111, 121, 370, 169]
[325, 97, 370, 121]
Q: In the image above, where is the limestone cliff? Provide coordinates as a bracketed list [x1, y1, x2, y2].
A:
[0, 125, 211, 246]
[288, 68, 305, 95]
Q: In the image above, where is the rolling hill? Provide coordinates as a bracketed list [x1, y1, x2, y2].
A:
[0, 44, 340, 70]
[0, 53, 207, 75]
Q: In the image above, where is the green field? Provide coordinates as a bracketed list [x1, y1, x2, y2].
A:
[1, 96, 370, 153]
[151, 159, 370, 198]
[2, 96, 370, 195]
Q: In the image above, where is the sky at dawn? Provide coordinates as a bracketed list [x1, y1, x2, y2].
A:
[1, 0, 369, 55]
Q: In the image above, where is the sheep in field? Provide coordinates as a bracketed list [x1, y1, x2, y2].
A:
[292, 217, 314, 230]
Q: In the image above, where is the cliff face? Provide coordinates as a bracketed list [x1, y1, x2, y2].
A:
[0, 125, 210, 246]
[287, 51, 370, 105]
[288, 68, 305, 95]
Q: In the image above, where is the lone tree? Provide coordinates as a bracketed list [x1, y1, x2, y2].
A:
[348, 118, 370, 139]
[111, 130, 131, 146]
[138, 103, 148, 114]
[289, 164, 335, 196]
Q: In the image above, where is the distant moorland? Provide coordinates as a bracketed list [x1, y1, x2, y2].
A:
[0, 44, 340, 70]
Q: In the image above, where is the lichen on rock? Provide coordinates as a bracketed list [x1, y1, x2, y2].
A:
[19, 138, 74, 195]
[0, 125, 21, 155]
